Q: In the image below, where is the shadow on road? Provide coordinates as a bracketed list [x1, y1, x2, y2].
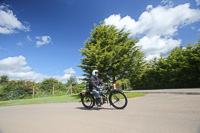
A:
[76, 107, 116, 111]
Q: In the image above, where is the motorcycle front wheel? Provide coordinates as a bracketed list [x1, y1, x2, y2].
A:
[109, 91, 128, 109]
[81, 93, 95, 109]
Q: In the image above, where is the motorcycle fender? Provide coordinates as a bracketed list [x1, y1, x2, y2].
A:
[79, 92, 89, 98]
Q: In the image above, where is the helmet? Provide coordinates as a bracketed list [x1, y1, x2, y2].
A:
[92, 70, 99, 76]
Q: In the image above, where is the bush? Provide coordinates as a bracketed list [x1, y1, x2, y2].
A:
[0, 80, 33, 101]
[39, 78, 67, 92]
[54, 90, 66, 96]
[72, 83, 86, 94]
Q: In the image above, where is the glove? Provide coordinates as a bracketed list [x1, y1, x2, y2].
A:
[97, 86, 101, 89]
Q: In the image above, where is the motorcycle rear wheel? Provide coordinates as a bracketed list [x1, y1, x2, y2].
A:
[81, 93, 95, 109]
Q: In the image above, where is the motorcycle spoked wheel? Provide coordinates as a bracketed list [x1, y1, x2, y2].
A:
[81, 93, 95, 109]
[109, 91, 128, 109]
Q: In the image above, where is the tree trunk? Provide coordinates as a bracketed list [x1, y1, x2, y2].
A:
[70, 83, 72, 95]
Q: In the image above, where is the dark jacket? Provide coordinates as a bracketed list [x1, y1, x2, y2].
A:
[89, 75, 104, 91]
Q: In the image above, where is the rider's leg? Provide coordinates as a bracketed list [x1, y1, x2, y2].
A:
[91, 89, 101, 107]
[91, 89, 100, 98]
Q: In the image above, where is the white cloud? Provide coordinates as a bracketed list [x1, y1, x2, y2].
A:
[161, 0, 169, 4]
[17, 42, 23, 46]
[128, 3, 200, 37]
[0, 5, 29, 34]
[144, 54, 160, 61]
[196, 0, 200, 6]
[104, 14, 135, 32]
[161, 0, 173, 7]
[0, 56, 27, 70]
[104, 3, 200, 60]
[136, 35, 182, 55]
[27, 35, 32, 41]
[53, 68, 76, 83]
[0, 56, 77, 83]
[0, 56, 47, 82]
[76, 76, 85, 84]
[64, 67, 76, 74]
[36, 36, 52, 47]
[146, 5, 153, 11]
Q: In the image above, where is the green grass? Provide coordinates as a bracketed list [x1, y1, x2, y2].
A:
[0, 94, 79, 107]
[125, 92, 146, 98]
[110, 92, 145, 99]
[0, 92, 145, 107]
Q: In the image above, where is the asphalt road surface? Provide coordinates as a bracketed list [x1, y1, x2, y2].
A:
[0, 90, 200, 133]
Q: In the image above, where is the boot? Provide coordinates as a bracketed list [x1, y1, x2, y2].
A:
[103, 96, 107, 103]
[96, 98, 101, 107]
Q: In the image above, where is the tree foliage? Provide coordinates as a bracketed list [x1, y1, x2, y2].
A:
[0, 80, 34, 100]
[78, 22, 145, 83]
[0, 75, 9, 85]
[131, 40, 200, 89]
[66, 76, 78, 86]
[39, 78, 66, 93]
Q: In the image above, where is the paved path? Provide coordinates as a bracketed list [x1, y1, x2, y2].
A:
[0, 90, 200, 133]
[126, 88, 200, 95]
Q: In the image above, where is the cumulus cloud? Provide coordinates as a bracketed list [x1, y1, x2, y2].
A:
[0, 56, 47, 82]
[134, 3, 200, 36]
[146, 5, 153, 11]
[64, 67, 76, 74]
[36, 36, 52, 47]
[136, 36, 182, 60]
[0, 56, 76, 83]
[0, 5, 29, 34]
[104, 3, 200, 60]
[104, 15, 136, 32]
[53, 68, 76, 82]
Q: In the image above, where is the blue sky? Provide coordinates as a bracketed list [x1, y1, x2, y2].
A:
[0, 0, 200, 83]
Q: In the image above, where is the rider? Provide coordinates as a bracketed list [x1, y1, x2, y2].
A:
[89, 70, 104, 107]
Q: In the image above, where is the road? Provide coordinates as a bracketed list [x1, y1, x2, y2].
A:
[0, 89, 200, 133]
[127, 88, 200, 95]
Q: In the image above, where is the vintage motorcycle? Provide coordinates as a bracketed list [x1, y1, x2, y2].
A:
[79, 84, 128, 109]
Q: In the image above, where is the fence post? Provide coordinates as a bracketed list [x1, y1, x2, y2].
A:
[53, 83, 54, 97]
[32, 86, 35, 99]
[70, 83, 72, 95]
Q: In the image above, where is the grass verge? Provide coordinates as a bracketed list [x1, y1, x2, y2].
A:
[125, 92, 146, 98]
[0, 92, 145, 107]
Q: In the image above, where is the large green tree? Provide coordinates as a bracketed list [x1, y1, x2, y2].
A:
[78, 22, 145, 83]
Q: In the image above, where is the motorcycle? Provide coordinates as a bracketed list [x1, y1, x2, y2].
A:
[79, 84, 128, 109]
